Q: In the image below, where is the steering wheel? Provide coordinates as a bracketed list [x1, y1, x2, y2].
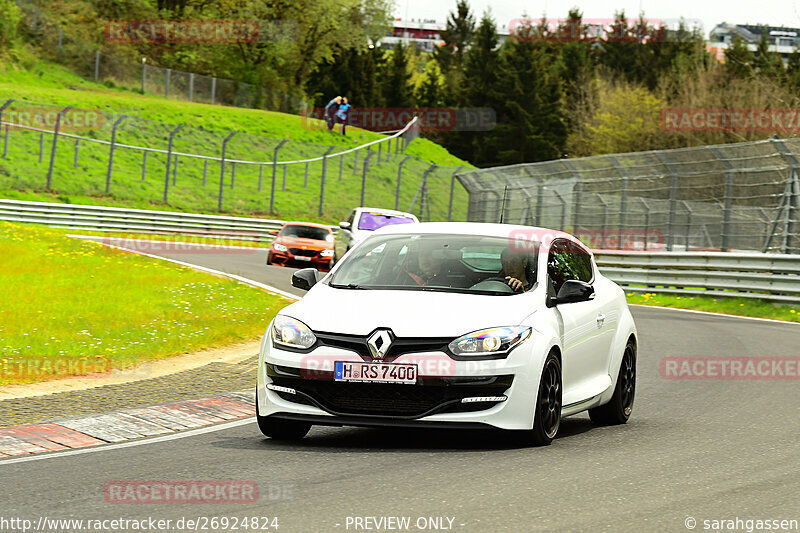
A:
[469, 277, 514, 294]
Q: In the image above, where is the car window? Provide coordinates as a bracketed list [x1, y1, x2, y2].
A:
[329, 234, 537, 295]
[280, 225, 332, 241]
[357, 212, 416, 231]
[547, 239, 593, 293]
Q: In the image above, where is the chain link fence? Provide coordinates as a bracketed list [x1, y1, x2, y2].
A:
[456, 138, 800, 254]
[0, 99, 469, 221]
[15, 0, 300, 111]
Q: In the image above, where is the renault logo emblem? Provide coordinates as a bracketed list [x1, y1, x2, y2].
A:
[367, 329, 394, 359]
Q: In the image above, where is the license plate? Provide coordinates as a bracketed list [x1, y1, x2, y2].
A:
[294, 255, 312, 261]
[334, 361, 417, 384]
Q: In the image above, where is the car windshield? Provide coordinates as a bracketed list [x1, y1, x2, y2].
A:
[281, 225, 331, 241]
[357, 212, 415, 231]
[328, 234, 538, 295]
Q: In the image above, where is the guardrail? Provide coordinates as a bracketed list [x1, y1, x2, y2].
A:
[595, 251, 800, 303]
[0, 199, 288, 242]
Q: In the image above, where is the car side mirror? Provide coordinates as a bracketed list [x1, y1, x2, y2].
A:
[338, 221, 351, 230]
[291, 268, 319, 291]
[547, 280, 595, 307]
[268, 230, 278, 236]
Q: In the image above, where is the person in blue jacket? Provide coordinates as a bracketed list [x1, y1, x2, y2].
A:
[336, 97, 351, 135]
[324, 96, 341, 131]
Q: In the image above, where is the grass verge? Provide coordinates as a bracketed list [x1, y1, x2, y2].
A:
[0, 221, 291, 386]
[626, 291, 800, 323]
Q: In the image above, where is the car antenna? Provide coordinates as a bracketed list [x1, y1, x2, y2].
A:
[499, 185, 509, 224]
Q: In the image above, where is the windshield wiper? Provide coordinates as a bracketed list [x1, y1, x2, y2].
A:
[329, 283, 371, 290]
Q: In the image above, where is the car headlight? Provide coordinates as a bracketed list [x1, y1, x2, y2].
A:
[272, 243, 288, 252]
[448, 327, 531, 356]
[272, 315, 316, 349]
[320, 249, 334, 257]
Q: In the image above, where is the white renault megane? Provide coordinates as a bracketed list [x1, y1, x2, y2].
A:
[256, 223, 637, 446]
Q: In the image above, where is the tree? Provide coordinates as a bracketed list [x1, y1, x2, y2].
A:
[382, 41, 414, 107]
[725, 36, 754, 79]
[0, 0, 21, 52]
[485, 20, 567, 165]
[754, 28, 785, 82]
[434, 0, 475, 73]
[415, 59, 446, 107]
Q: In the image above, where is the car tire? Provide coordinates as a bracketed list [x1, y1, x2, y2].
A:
[266, 251, 273, 266]
[589, 340, 636, 425]
[520, 351, 562, 447]
[255, 389, 312, 440]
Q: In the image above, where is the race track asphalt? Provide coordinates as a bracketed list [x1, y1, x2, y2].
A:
[2, 247, 799, 532]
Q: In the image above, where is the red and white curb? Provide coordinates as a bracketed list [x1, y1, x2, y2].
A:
[0, 391, 254, 457]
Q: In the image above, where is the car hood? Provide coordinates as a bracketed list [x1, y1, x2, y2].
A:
[279, 282, 534, 337]
[276, 236, 332, 250]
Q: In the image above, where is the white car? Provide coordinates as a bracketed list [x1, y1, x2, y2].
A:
[333, 207, 418, 264]
[256, 223, 637, 446]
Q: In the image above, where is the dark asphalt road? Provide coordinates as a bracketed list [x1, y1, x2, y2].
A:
[2, 247, 799, 532]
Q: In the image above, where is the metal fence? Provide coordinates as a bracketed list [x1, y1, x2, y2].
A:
[15, 0, 297, 111]
[0, 99, 470, 221]
[455, 137, 800, 254]
[595, 251, 800, 303]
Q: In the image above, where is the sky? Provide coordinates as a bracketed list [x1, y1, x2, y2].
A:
[393, 0, 800, 37]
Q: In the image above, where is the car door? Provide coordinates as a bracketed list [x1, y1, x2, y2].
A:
[548, 239, 611, 406]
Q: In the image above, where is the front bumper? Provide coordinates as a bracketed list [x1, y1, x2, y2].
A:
[257, 330, 549, 431]
[268, 250, 332, 271]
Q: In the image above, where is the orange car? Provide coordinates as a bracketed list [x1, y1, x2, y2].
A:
[267, 221, 335, 271]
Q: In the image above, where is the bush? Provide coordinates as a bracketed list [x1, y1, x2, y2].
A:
[0, 0, 21, 51]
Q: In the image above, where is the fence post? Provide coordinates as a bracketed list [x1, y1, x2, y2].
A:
[304, 162, 309, 187]
[105, 115, 127, 193]
[655, 152, 680, 252]
[708, 147, 735, 252]
[318, 146, 336, 216]
[218, 132, 236, 211]
[258, 164, 264, 192]
[165, 69, 171, 98]
[360, 152, 375, 206]
[141, 61, 146, 94]
[769, 138, 800, 254]
[338, 152, 344, 181]
[410, 165, 436, 217]
[72, 139, 79, 167]
[141, 151, 147, 181]
[535, 184, 544, 226]
[211, 77, 217, 105]
[282, 165, 288, 191]
[395, 155, 412, 211]
[57, 28, 63, 59]
[353, 150, 358, 175]
[163, 124, 184, 203]
[377, 143, 382, 163]
[203, 160, 208, 186]
[94, 51, 100, 81]
[39, 133, 44, 163]
[0, 99, 14, 159]
[188, 73, 194, 102]
[269, 139, 288, 213]
[46, 106, 72, 190]
[447, 165, 465, 221]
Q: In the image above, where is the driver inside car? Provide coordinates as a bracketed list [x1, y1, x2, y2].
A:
[499, 248, 533, 292]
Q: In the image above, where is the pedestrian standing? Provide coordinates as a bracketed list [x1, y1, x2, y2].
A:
[324, 96, 342, 131]
[336, 97, 351, 136]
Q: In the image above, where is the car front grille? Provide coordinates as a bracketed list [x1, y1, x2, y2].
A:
[268, 365, 513, 418]
[289, 248, 319, 257]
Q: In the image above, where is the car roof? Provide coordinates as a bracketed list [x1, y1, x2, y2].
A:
[283, 221, 332, 230]
[374, 222, 586, 248]
[355, 207, 418, 218]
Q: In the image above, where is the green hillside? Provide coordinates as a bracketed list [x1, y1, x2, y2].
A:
[0, 57, 471, 223]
